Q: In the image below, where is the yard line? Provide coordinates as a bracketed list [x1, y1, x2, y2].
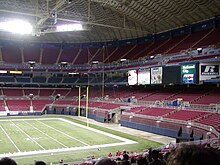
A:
[0, 125, 21, 152]
[36, 120, 89, 146]
[10, 121, 45, 150]
[23, 120, 68, 148]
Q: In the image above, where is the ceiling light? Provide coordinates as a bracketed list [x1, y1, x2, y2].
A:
[56, 23, 83, 32]
[0, 20, 33, 35]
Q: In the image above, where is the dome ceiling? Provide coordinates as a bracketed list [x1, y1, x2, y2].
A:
[0, 0, 219, 43]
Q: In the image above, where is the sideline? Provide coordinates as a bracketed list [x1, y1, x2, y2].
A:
[71, 116, 175, 145]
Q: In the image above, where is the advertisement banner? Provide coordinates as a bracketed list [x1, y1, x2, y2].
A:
[201, 65, 219, 75]
[199, 63, 220, 81]
[181, 64, 197, 84]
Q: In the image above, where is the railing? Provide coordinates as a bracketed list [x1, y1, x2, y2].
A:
[175, 138, 220, 147]
[122, 110, 220, 138]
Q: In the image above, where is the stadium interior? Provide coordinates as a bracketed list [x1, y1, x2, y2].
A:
[0, 0, 220, 165]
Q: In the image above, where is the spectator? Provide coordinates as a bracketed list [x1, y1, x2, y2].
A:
[137, 157, 148, 165]
[167, 144, 220, 165]
[0, 157, 17, 165]
[35, 161, 47, 165]
[108, 153, 113, 158]
[122, 151, 129, 161]
[147, 148, 152, 163]
[158, 153, 167, 165]
[95, 158, 117, 165]
[149, 150, 164, 165]
[116, 150, 121, 156]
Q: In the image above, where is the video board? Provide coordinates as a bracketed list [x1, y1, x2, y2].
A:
[138, 68, 150, 85]
[163, 66, 181, 85]
[128, 70, 138, 85]
[181, 64, 197, 84]
[151, 67, 162, 84]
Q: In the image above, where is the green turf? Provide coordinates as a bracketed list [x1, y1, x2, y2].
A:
[0, 115, 162, 165]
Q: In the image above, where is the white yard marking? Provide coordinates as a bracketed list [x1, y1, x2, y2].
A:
[24, 120, 68, 148]
[0, 125, 21, 152]
[0, 140, 136, 158]
[10, 121, 45, 150]
[0, 118, 137, 158]
[36, 120, 89, 146]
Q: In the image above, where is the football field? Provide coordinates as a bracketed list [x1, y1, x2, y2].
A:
[0, 116, 162, 164]
[0, 118, 136, 157]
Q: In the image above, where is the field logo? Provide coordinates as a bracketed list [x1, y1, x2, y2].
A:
[201, 65, 219, 75]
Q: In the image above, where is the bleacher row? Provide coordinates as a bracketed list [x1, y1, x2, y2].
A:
[0, 88, 220, 110]
[1, 87, 220, 101]
[0, 87, 220, 136]
[0, 27, 220, 65]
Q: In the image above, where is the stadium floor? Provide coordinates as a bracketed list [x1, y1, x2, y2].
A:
[72, 116, 175, 145]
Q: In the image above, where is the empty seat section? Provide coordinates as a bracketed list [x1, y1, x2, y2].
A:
[90, 48, 105, 62]
[169, 29, 210, 53]
[142, 89, 180, 101]
[48, 77, 63, 83]
[87, 48, 101, 62]
[103, 47, 117, 63]
[0, 100, 5, 111]
[65, 88, 79, 98]
[32, 100, 53, 111]
[62, 77, 78, 84]
[90, 77, 102, 84]
[59, 48, 80, 63]
[88, 101, 107, 108]
[32, 76, 46, 83]
[145, 40, 168, 56]
[16, 76, 31, 83]
[42, 47, 60, 64]
[137, 107, 174, 117]
[3, 89, 23, 97]
[165, 110, 209, 121]
[193, 27, 220, 48]
[123, 43, 149, 60]
[128, 106, 146, 113]
[1, 45, 22, 63]
[168, 89, 209, 102]
[39, 89, 54, 96]
[104, 88, 131, 99]
[89, 88, 102, 98]
[74, 48, 88, 64]
[107, 46, 130, 62]
[129, 89, 158, 100]
[24, 89, 39, 96]
[53, 89, 70, 97]
[6, 100, 30, 111]
[148, 39, 171, 55]
[23, 46, 41, 63]
[197, 114, 220, 132]
[154, 35, 188, 55]
[192, 90, 220, 105]
[0, 76, 15, 83]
